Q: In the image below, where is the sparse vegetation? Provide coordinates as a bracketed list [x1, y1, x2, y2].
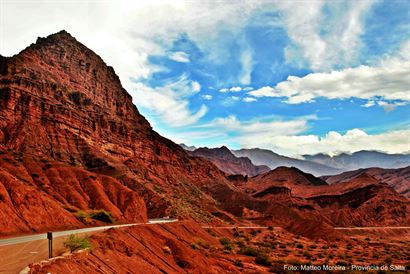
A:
[74, 209, 114, 224]
[255, 253, 272, 266]
[90, 209, 114, 223]
[64, 234, 92, 253]
[220, 237, 234, 251]
[74, 210, 91, 224]
[239, 246, 261, 257]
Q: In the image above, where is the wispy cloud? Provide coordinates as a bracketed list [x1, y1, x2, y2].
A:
[277, 0, 377, 70]
[131, 75, 207, 127]
[169, 51, 190, 63]
[249, 41, 410, 104]
[202, 94, 213, 100]
[243, 97, 257, 102]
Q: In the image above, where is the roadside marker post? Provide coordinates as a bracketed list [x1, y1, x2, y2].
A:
[47, 232, 53, 258]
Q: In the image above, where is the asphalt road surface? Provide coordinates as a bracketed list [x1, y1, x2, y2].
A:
[0, 218, 177, 274]
[334, 226, 410, 230]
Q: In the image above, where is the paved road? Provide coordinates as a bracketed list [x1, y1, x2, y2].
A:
[202, 226, 410, 230]
[0, 218, 177, 274]
[202, 226, 269, 229]
[0, 219, 178, 247]
[334, 226, 410, 230]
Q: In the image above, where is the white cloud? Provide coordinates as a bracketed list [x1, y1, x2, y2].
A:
[230, 86, 242, 92]
[199, 115, 309, 137]
[243, 87, 253, 91]
[131, 75, 207, 127]
[169, 51, 190, 63]
[361, 100, 375, 108]
[276, 0, 377, 70]
[238, 128, 410, 156]
[248, 46, 410, 104]
[248, 86, 276, 98]
[192, 81, 201, 92]
[243, 97, 257, 102]
[219, 86, 243, 93]
[202, 94, 213, 100]
[239, 47, 253, 84]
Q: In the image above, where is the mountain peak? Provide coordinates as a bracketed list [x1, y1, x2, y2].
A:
[0, 31, 152, 164]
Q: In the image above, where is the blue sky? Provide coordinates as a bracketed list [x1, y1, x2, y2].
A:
[2, 0, 410, 156]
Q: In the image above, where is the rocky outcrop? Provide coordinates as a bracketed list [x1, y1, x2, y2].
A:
[189, 146, 270, 177]
[322, 166, 410, 198]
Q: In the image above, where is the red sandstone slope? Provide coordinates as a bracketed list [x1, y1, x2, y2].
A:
[241, 166, 327, 198]
[188, 146, 270, 177]
[0, 31, 255, 234]
[30, 222, 243, 274]
[322, 166, 410, 198]
[243, 168, 409, 228]
[303, 174, 410, 226]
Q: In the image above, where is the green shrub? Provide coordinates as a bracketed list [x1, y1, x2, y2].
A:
[74, 210, 91, 224]
[74, 209, 114, 224]
[90, 210, 114, 223]
[239, 246, 260, 257]
[235, 240, 245, 248]
[220, 237, 230, 244]
[268, 226, 273, 231]
[64, 234, 92, 253]
[219, 237, 234, 250]
[296, 243, 304, 249]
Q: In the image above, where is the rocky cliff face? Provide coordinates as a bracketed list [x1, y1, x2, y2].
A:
[0, 31, 244, 234]
[322, 166, 410, 198]
[0, 30, 153, 166]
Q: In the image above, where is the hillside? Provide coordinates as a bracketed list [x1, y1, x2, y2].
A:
[0, 31, 250, 234]
[188, 146, 270, 177]
[322, 166, 410, 198]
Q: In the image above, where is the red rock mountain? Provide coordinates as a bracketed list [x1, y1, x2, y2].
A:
[241, 168, 409, 228]
[0, 31, 251, 235]
[322, 166, 410, 198]
[188, 146, 270, 177]
[0, 31, 408, 239]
